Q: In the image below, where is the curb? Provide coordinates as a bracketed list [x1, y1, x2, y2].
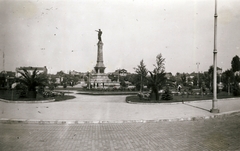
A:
[126, 97, 239, 105]
[1, 110, 240, 125]
[77, 92, 137, 95]
[0, 99, 55, 103]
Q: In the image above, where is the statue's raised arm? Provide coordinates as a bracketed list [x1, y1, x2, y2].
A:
[95, 29, 102, 41]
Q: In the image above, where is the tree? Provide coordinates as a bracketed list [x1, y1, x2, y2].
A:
[222, 69, 234, 92]
[125, 73, 138, 87]
[231, 55, 240, 72]
[49, 76, 57, 85]
[193, 76, 198, 87]
[49, 76, 57, 90]
[56, 71, 65, 85]
[134, 59, 148, 91]
[17, 69, 48, 98]
[147, 54, 166, 100]
[233, 82, 240, 96]
[108, 73, 118, 82]
[181, 73, 187, 86]
[198, 73, 205, 88]
[208, 65, 221, 92]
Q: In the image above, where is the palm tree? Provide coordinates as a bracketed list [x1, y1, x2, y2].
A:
[148, 70, 166, 100]
[147, 53, 167, 100]
[17, 68, 48, 98]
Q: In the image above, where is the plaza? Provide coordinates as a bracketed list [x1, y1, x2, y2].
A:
[1, 93, 240, 151]
[1, 91, 240, 123]
[1, 0, 240, 150]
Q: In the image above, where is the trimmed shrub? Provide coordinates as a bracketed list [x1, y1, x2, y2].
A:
[161, 87, 173, 100]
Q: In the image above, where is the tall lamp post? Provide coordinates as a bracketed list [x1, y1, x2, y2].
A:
[210, 0, 220, 113]
[87, 72, 91, 89]
[140, 73, 143, 92]
[196, 62, 200, 87]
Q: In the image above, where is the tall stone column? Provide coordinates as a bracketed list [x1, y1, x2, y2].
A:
[94, 41, 106, 73]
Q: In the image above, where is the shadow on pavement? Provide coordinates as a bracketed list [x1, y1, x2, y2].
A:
[183, 103, 210, 112]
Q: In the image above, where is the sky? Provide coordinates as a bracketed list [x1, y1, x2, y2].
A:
[0, 0, 240, 75]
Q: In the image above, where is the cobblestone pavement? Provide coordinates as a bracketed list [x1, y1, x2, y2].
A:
[1, 112, 240, 151]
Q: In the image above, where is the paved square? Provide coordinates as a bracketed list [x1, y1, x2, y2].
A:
[1, 112, 240, 151]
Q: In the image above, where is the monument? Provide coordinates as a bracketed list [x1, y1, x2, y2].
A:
[94, 29, 105, 74]
[89, 29, 120, 88]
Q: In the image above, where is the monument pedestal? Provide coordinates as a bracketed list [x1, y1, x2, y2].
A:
[90, 73, 120, 89]
[89, 38, 120, 89]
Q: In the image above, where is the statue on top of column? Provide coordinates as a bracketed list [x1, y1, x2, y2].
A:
[95, 29, 102, 42]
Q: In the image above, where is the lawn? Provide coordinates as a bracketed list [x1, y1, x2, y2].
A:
[52, 95, 76, 102]
[0, 94, 76, 102]
[126, 91, 238, 103]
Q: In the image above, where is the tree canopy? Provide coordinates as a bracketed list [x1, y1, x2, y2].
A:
[147, 53, 166, 100]
[134, 59, 148, 77]
[17, 68, 48, 92]
[231, 55, 240, 72]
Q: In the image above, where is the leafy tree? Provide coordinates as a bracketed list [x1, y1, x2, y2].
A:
[147, 54, 166, 100]
[181, 73, 187, 86]
[64, 74, 79, 87]
[56, 71, 65, 84]
[193, 76, 198, 87]
[108, 73, 118, 81]
[125, 73, 138, 87]
[235, 75, 240, 83]
[233, 82, 240, 96]
[231, 55, 240, 72]
[202, 71, 211, 89]
[50, 76, 57, 84]
[134, 59, 148, 91]
[208, 65, 216, 90]
[0, 76, 6, 87]
[17, 69, 48, 98]
[119, 78, 127, 87]
[208, 65, 221, 92]
[198, 73, 206, 88]
[222, 69, 234, 92]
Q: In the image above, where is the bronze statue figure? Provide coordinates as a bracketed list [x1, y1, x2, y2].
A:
[95, 29, 102, 41]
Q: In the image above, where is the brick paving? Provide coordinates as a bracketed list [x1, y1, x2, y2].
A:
[1, 112, 240, 151]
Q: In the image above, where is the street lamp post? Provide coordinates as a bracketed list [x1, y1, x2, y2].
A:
[196, 62, 200, 87]
[210, 0, 220, 113]
[117, 69, 120, 82]
[88, 72, 91, 89]
[140, 73, 143, 92]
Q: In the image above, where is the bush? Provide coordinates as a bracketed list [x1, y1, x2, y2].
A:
[48, 84, 55, 91]
[15, 83, 27, 98]
[161, 87, 173, 100]
[63, 83, 67, 88]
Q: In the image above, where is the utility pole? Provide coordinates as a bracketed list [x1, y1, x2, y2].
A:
[2, 51, 5, 72]
[88, 72, 91, 89]
[210, 0, 220, 113]
[140, 73, 143, 92]
[117, 69, 120, 82]
[196, 62, 200, 87]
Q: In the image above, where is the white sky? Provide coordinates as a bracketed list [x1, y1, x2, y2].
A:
[0, 0, 240, 74]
